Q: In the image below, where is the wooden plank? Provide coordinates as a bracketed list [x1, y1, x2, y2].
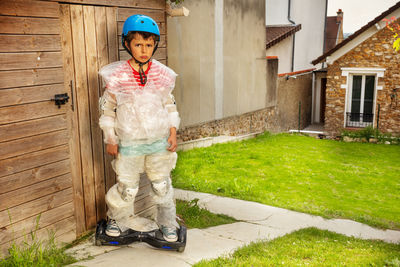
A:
[0, 84, 64, 107]
[118, 34, 166, 49]
[70, 4, 97, 229]
[0, 159, 70, 194]
[0, 173, 72, 211]
[0, 52, 63, 71]
[106, 7, 119, 62]
[117, 21, 166, 35]
[0, 101, 66, 125]
[0, 216, 76, 257]
[94, 5, 110, 219]
[84, 5, 106, 221]
[0, 188, 73, 227]
[59, 3, 85, 235]
[95, 6, 109, 70]
[0, 202, 74, 245]
[0, 16, 60, 35]
[117, 7, 165, 22]
[43, 0, 164, 9]
[0, 130, 69, 160]
[0, 0, 60, 18]
[0, 144, 69, 178]
[0, 115, 67, 143]
[119, 47, 166, 61]
[0, 35, 61, 52]
[134, 194, 155, 215]
[0, 68, 64, 89]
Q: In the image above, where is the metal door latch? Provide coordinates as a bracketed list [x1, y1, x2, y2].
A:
[51, 93, 70, 108]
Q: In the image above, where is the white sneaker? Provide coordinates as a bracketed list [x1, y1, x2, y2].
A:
[160, 225, 178, 242]
[106, 219, 121, 237]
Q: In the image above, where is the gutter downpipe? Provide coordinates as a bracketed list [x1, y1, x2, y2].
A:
[288, 0, 296, 72]
[321, 0, 328, 69]
[311, 71, 315, 123]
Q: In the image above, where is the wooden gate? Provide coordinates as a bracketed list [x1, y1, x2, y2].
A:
[0, 0, 167, 254]
[0, 0, 79, 254]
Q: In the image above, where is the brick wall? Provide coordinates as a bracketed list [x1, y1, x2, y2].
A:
[325, 23, 400, 137]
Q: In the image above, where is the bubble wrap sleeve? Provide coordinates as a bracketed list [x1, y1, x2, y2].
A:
[164, 93, 180, 130]
[99, 91, 119, 145]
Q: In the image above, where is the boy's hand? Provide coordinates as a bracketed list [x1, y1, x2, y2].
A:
[106, 144, 118, 156]
[167, 127, 177, 152]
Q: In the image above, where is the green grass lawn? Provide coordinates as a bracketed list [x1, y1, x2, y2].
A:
[194, 227, 400, 267]
[172, 132, 400, 230]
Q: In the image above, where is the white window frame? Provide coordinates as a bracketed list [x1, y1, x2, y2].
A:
[341, 68, 385, 128]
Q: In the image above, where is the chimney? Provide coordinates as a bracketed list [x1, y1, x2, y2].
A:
[336, 9, 343, 24]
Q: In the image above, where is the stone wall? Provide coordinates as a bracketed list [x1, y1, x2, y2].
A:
[325, 23, 400, 137]
[276, 73, 313, 131]
[177, 106, 279, 142]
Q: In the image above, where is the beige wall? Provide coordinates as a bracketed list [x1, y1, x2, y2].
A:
[167, 0, 267, 127]
[265, 36, 293, 74]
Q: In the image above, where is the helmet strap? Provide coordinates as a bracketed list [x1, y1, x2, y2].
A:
[123, 38, 159, 86]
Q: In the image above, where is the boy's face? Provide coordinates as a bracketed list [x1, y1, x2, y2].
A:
[126, 33, 155, 63]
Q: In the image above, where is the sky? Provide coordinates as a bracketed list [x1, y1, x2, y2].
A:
[327, 0, 399, 34]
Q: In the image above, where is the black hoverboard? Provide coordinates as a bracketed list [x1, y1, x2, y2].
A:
[95, 219, 187, 252]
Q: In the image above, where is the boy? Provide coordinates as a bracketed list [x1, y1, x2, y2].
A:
[98, 14, 180, 242]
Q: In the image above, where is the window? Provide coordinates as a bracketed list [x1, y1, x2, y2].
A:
[341, 68, 385, 128]
[347, 75, 375, 127]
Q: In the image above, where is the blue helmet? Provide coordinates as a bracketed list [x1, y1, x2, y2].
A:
[122, 14, 160, 46]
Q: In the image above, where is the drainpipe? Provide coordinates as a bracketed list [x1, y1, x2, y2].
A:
[288, 0, 296, 72]
[321, 0, 328, 69]
[311, 71, 316, 123]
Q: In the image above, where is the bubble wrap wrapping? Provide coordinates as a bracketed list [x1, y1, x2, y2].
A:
[105, 151, 179, 230]
[99, 59, 179, 146]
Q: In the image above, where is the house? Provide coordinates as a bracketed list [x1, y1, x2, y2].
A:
[265, 0, 327, 74]
[312, 2, 400, 137]
[0, 0, 170, 254]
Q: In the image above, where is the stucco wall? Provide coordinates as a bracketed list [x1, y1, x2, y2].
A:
[291, 0, 326, 71]
[324, 24, 400, 136]
[265, 36, 293, 74]
[167, 0, 267, 127]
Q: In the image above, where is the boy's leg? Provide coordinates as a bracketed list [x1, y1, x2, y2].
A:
[105, 153, 145, 236]
[145, 151, 178, 241]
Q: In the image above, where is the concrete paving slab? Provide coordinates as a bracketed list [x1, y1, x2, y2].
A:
[69, 228, 244, 267]
[316, 218, 400, 244]
[175, 189, 400, 244]
[175, 228, 244, 264]
[66, 236, 120, 261]
[174, 189, 218, 205]
[71, 243, 190, 267]
[175, 189, 289, 221]
[202, 222, 292, 245]
[257, 211, 328, 230]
